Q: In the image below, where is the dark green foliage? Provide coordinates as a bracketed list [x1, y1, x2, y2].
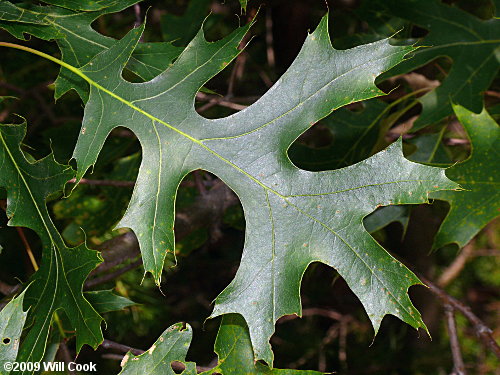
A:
[0, 1, 498, 374]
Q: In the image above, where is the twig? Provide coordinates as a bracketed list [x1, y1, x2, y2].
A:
[196, 92, 248, 113]
[193, 170, 207, 195]
[258, 70, 274, 88]
[67, 178, 135, 188]
[16, 227, 38, 272]
[226, 35, 250, 97]
[339, 318, 348, 371]
[434, 61, 448, 77]
[86, 184, 238, 288]
[420, 275, 500, 359]
[84, 259, 142, 289]
[265, 8, 275, 69]
[133, 4, 142, 28]
[445, 138, 470, 146]
[90, 232, 140, 275]
[101, 353, 125, 361]
[437, 240, 475, 288]
[0, 280, 18, 296]
[444, 305, 467, 375]
[59, 342, 77, 375]
[473, 249, 500, 257]
[278, 307, 345, 323]
[101, 339, 144, 356]
[485, 90, 500, 99]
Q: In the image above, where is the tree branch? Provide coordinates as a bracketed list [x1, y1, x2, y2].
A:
[101, 339, 144, 356]
[437, 240, 475, 288]
[67, 178, 135, 188]
[278, 307, 345, 323]
[0, 280, 19, 296]
[196, 92, 248, 112]
[84, 183, 239, 288]
[85, 259, 142, 289]
[444, 304, 467, 375]
[420, 275, 500, 360]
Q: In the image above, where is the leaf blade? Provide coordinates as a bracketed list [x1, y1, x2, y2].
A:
[10, 13, 460, 365]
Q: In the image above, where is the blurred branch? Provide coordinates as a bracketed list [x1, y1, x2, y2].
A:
[0, 280, 18, 296]
[85, 183, 238, 288]
[133, 4, 141, 28]
[265, 8, 275, 69]
[85, 259, 142, 289]
[67, 178, 135, 188]
[485, 90, 500, 99]
[278, 307, 345, 323]
[0, 282, 21, 311]
[68, 177, 202, 189]
[196, 92, 248, 112]
[444, 304, 467, 375]
[420, 275, 500, 360]
[101, 339, 144, 356]
[474, 249, 500, 257]
[445, 138, 470, 146]
[437, 240, 475, 288]
[279, 307, 353, 372]
[59, 342, 77, 375]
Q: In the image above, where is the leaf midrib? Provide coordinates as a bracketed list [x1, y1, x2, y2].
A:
[1, 43, 419, 204]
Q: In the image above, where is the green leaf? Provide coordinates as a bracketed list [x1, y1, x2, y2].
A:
[375, 0, 500, 129]
[288, 99, 388, 171]
[119, 317, 320, 375]
[41, 0, 135, 12]
[431, 105, 499, 250]
[0, 1, 183, 101]
[0, 290, 28, 374]
[239, 0, 248, 13]
[0, 121, 103, 370]
[58, 14, 461, 365]
[363, 205, 411, 235]
[406, 127, 452, 166]
[85, 290, 136, 314]
[289, 90, 424, 171]
[204, 315, 322, 375]
[53, 152, 140, 245]
[161, 0, 212, 46]
[118, 322, 194, 375]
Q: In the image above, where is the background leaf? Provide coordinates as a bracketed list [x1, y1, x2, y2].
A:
[431, 105, 499, 249]
[0, 121, 103, 370]
[118, 322, 194, 375]
[0, 290, 28, 374]
[374, 0, 500, 130]
[85, 290, 136, 314]
[0, 1, 183, 101]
